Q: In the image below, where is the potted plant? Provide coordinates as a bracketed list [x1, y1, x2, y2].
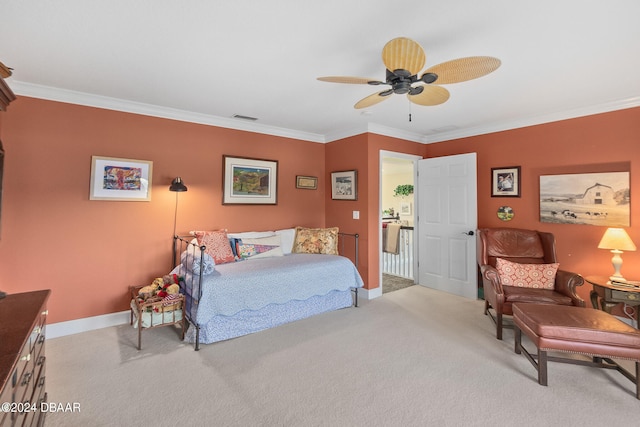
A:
[393, 184, 414, 197]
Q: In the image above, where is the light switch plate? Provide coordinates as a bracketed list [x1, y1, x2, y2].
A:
[353, 210, 359, 219]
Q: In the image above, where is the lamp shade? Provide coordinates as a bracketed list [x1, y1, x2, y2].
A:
[597, 228, 636, 251]
[169, 177, 188, 192]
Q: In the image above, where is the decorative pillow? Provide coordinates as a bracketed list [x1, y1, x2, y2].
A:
[235, 235, 284, 260]
[495, 258, 559, 289]
[181, 250, 216, 276]
[275, 228, 296, 255]
[292, 227, 339, 255]
[194, 230, 236, 264]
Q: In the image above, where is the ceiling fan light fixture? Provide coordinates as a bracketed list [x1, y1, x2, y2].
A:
[317, 37, 500, 110]
[421, 73, 438, 84]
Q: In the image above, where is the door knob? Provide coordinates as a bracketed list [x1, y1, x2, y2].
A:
[463, 230, 475, 236]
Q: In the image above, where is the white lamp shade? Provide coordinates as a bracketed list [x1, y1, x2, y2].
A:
[597, 228, 637, 251]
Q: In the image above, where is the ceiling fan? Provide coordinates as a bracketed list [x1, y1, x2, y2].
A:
[317, 37, 501, 109]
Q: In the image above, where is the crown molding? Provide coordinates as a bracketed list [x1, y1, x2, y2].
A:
[9, 81, 327, 143]
[9, 81, 640, 146]
[421, 96, 640, 144]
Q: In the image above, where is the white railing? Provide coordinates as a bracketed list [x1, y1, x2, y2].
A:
[383, 227, 414, 279]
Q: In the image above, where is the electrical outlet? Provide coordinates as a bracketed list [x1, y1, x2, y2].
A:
[353, 210, 360, 219]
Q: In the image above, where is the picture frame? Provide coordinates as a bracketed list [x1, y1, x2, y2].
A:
[223, 155, 278, 205]
[89, 156, 152, 201]
[296, 175, 317, 190]
[331, 170, 357, 200]
[539, 171, 630, 226]
[400, 201, 411, 216]
[491, 166, 521, 197]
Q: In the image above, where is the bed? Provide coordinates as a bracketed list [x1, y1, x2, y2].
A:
[170, 227, 363, 350]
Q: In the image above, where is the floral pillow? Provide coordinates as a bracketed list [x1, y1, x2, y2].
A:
[194, 230, 236, 264]
[495, 257, 558, 290]
[292, 227, 339, 255]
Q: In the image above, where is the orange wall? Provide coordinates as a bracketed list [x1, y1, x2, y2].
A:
[2, 94, 638, 325]
[325, 133, 425, 289]
[425, 107, 640, 304]
[0, 97, 327, 323]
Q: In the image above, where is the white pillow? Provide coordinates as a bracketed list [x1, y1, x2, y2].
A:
[275, 228, 296, 255]
[227, 230, 276, 239]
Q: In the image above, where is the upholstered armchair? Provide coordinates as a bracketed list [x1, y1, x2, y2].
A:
[478, 228, 585, 340]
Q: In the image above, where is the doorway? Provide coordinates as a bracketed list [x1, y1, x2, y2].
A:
[380, 151, 420, 294]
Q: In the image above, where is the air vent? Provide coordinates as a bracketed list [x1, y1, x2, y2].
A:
[232, 114, 258, 121]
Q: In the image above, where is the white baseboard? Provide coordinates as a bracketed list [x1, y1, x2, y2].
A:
[47, 288, 382, 339]
[47, 310, 130, 339]
[359, 286, 382, 300]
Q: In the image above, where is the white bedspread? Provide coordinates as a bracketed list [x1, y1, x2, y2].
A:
[177, 253, 363, 324]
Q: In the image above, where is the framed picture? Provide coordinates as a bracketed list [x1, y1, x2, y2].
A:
[400, 202, 411, 216]
[223, 155, 278, 205]
[331, 170, 357, 200]
[89, 156, 152, 201]
[539, 171, 630, 226]
[296, 175, 317, 190]
[491, 166, 520, 197]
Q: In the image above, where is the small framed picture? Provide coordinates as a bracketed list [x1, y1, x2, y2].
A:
[296, 175, 317, 190]
[89, 156, 153, 201]
[331, 170, 357, 200]
[491, 166, 521, 197]
[223, 155, 278, 205]
[400, 202, 411, 216]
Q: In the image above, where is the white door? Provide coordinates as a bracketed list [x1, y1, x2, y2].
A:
[418, 153, 477, 299]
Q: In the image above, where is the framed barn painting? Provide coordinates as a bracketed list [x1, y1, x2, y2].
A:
[89, 156, 152, 201]
[223, 155, 278, 205]
[539, 171, 630, 226]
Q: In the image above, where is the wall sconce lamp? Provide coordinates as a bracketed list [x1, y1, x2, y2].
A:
[169, 177, 187, 237]
[597, 227, 636, 282]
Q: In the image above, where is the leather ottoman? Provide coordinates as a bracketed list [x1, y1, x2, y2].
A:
[512, 302, 640, 399]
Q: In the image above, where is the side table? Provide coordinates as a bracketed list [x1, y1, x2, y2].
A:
[129, 285, 186, 350]
[584, 275, 640, 328]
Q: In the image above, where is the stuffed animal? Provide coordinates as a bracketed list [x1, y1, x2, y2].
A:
[138, 276, 182, 300]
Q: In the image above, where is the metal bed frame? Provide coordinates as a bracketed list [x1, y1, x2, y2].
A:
[172, 231, 360, 350]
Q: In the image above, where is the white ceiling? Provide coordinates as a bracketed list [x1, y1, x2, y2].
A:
[2, 1, 639, 144]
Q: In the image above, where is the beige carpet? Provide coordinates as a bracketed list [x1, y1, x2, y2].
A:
[45, 286, 639, 426]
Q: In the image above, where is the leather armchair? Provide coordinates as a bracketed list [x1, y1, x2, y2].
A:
[478, 228, 585, 340]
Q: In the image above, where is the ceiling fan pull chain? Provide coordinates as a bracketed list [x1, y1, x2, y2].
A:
[409, 100, 412, 122]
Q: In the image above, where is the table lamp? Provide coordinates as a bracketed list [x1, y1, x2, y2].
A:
[597, 227, 636, 282]
[169, 177, 188, 237]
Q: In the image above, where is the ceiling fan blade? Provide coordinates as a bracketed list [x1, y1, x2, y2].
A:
[317, 76, 383, 85]
[381, 37, 426, 76]
[407, 85, 450, 106]
[423, 56, 501, 84]
[354, 91, 392, 109]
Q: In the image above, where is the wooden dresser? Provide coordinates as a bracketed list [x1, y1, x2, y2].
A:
[0, 290, 50, 427]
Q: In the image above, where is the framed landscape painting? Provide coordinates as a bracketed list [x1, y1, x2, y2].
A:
[223, 155, 278, 204]
[539, 171, 630, 226]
